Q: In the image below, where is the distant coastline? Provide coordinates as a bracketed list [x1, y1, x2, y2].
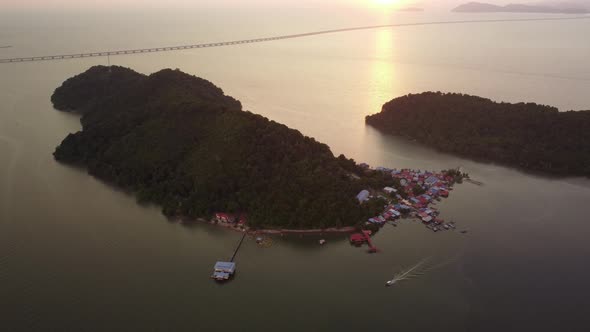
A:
[0, 46, 12, 49]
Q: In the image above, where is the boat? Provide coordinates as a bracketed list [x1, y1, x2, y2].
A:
[460, 230, 468, 234]
[444, 224, 450, 230]
[319, 239, 326, 245]
[386, 280, 394, 286]
[433, 227, 439, 232]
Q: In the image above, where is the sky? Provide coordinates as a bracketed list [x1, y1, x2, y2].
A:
[1, 0, 544, 11]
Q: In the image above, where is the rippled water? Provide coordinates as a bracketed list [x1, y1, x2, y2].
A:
[1, 8, 589, 331]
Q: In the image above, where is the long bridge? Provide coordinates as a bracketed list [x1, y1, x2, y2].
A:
[1, 16, 588, 64]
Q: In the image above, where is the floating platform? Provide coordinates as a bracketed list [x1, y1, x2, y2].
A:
[212, 261, 236, 281]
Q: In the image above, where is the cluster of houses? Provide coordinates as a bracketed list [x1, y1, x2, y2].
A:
[390, 169, 452, 201]
[213, 212, 248, 228]
[361, 167, 458, 230]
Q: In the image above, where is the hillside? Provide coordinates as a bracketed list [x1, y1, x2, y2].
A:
[365, 92, 590, 176]
[52, 66, 380, 229]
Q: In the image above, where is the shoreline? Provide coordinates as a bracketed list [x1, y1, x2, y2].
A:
[175, 216, 357, 236]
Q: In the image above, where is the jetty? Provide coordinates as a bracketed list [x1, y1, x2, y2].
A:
[230, 232, 247, 262]
[212, 232, 247, 281]
[465, 178, 484, 186]
[349, 230, 378, 253]
[363, 230, 377, 253]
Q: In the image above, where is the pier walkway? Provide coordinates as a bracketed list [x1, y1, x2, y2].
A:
[362, 230, 377, 253]
[230, 232, 247, 262]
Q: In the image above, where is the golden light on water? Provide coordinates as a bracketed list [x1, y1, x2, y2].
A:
[368, 28, 399, 115]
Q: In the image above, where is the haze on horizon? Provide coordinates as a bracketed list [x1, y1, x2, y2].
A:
[5, 0, 589, 11]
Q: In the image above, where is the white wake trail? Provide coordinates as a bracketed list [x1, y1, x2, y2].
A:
[387, 255, 461, 286]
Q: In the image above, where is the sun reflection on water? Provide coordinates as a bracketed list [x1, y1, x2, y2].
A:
[367, 28, 399, 116]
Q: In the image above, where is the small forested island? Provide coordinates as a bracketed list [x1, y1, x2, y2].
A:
[366, 92, 590, 177]
[452, 2, 588, 14]
[52, 66, 400, 229]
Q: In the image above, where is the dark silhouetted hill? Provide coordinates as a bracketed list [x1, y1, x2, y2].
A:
[366, 92, 590, 176]
[52, 66, 383, 229]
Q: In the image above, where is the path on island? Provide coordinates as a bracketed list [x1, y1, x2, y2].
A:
[1, 16, 588, 64]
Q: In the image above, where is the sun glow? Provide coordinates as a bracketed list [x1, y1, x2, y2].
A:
[373, 0, 401, 7]
[369, 0, 406, 10]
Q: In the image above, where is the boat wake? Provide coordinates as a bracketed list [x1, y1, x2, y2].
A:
[386, 256, 459, 286]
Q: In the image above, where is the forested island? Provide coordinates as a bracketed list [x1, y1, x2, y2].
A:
[452, 2, 588, 14]
[52, 66, 391, 229]
[366, 92, 590, 177]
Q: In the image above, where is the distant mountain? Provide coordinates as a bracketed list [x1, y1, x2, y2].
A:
[452, 1, 589, 14]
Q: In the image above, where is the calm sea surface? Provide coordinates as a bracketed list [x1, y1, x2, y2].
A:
[1, 8, 590, 331]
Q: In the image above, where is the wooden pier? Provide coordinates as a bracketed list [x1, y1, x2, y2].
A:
[350, 231, 378, 253]
[362, 230, 378, 253]
[230, 232, 247, 262]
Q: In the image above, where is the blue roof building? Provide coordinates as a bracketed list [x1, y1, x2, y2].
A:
[356, 190, 370, 203]
[212, 261, 236, 280]
[425, 176, 439, 186]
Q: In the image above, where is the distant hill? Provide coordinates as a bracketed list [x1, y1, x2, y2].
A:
[52, 66, 386, 229]
[366, 92, 590, 177]
[452, 1, 589, 14]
